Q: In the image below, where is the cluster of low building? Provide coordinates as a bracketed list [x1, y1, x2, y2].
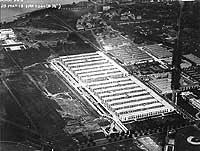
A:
[104, 10, 142, 21]
[181, 91, 200, 112]
[147, 72, 199, 95]
[0, 28, 26, 51]
[76, 13, 107, 30]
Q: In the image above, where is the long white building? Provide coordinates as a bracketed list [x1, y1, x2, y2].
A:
[51, 51, 174, 122]
[0, 29, 16, 40]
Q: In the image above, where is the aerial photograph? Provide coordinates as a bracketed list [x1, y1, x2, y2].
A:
[0, 0, 200, 151]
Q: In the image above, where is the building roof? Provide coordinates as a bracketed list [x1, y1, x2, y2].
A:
[183, 54, 200, 65]
[52, 51, 174, 122]
[2, 39, 23, 46]
[4, 45, 26, 51]
[0, 29, 16, 40]
[148, 72, 199, 94]
[143, 44, 172, 59]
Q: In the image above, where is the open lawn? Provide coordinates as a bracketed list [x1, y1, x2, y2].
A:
[25, 63, 108, 137]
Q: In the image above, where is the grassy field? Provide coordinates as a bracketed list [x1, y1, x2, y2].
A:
[7, 47, 50, 68]
[82, 139, 143, 151]
[0, 79, 30, 142]
[79, 30, 101, 48]
[0, 142, 37, 151]
[25, 63, 109, 138]
[0, 51, 17, 69]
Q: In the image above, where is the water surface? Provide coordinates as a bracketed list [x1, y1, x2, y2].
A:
[1, 0, 84, 22]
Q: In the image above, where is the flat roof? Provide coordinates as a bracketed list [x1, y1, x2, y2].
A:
[4, 45, 26, 51]
[143, 44, 172, 59]
[183, 54, 200, 65]
[0, 28, 14, 33]
[51, 51, 174, 121]
[2, 39, 23, 46]
[0, 29, 16, 40]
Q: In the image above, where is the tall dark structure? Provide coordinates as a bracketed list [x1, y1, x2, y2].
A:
[192, 1, 200, 30]
[0, 2, 1, 24]
[171, 1, 200, 104]
[192, 1, 200, 55]
[171, 1, 184, 104]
